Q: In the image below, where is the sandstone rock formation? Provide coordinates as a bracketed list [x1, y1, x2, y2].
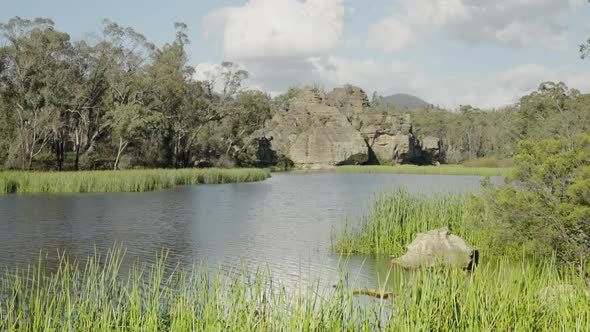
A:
[419, 136, 442, 163]
[258, 85, 442, 167]
[325, 87, 426, 164]
[263, 87, 369, 167]
[325, 85, 370, 119]
[391, 227, 478, 270]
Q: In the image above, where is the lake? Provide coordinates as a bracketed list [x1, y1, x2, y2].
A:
[0, 172, 492, 289]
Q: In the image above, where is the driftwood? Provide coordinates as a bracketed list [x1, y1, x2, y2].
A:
[352, 289, 393, 299]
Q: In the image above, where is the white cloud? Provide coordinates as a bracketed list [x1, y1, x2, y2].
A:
[368, 0, 582, 52]
[192, 62, 221, 82]
[198, 1, 589, 109]
[195, 56, 590, 109]
[308, 57, 590, 109]
[367, 17, 414, 52]
[203, 0, 345, 59]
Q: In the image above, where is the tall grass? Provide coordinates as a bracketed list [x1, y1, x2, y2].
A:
[462, 157, 514, 168]
[336, 165, 512, 177]
[332, 189, 480, 256]
[1, 250, 588, 331]
[0, 168, 271, 194]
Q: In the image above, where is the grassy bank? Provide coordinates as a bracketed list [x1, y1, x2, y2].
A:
[0, 168, 270, 194]
[332, 189, 480, 256]
[327, 189, 590, 330]
[336, 165, 512, 177]
[462, 157, 514, 168]
[0, 250, 588, 331]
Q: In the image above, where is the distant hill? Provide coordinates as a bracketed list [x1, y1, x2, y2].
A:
[377, 93, 429, 110]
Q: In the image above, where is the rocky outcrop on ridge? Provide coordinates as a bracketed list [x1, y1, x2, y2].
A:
[259, 85, 442, 167]
[263, 87, 369, 167]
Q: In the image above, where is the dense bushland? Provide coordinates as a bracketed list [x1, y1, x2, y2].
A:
[1, 17, 590, 171]
[334, 135, 590, 264]
[0, 18, 274, 171]
[405, 84, 590, 164]
[477, 134, 590, 263]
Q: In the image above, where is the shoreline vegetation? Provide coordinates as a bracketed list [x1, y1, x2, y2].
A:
[332, 189, 474, 256]
[0, 168, 270, 194]
[1, 249, 588, 331]
[2, 18, 589, 175]
[335, 165, 512, 177]
[0, 165, 509, 195]
[328, 189, 590, 329]
[0, 12, 589, 332]
[3, 134, 590, 329]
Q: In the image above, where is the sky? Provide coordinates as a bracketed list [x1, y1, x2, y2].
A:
[2, 0, 590, 109]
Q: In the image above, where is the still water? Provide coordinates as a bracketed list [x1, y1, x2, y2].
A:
[0, 173, 490, 288]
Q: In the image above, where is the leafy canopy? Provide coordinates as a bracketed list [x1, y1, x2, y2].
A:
[481, 135, 590, 262]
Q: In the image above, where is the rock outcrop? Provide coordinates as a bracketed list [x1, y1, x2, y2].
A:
[391, 227, 478, 270]
[324, 87, 430, 164]
[263, 87, 369, 167]
[258, 85, 442, 167]
[419, 136, 442, 163]
[325, 85, 370, 119]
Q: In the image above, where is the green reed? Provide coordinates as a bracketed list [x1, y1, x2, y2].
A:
[332, 189, 479, 256]
[336, 165, 512, 177]
[0, 249, 588, 331]
[0, 168, 270, 194]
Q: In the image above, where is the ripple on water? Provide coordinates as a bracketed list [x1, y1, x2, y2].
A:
[0, 172, 493, 288]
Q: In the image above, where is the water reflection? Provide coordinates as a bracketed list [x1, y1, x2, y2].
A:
[0, 173, 494, 287]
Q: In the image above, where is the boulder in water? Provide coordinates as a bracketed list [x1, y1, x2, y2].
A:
[391, 227, 478, 270]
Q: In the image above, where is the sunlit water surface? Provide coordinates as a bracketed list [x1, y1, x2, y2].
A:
[0, 172, 496, 289]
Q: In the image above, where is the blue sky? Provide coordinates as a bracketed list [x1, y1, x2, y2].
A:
[2, 0, 590, 108]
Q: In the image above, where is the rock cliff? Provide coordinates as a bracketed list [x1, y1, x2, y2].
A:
[259, 85, 442, 167]
[263, 87, 368, 167]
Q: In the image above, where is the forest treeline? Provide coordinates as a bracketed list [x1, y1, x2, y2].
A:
[0, 17, 273, 171]
[0, 17, 589, 171]
[404, 82, 590, 164]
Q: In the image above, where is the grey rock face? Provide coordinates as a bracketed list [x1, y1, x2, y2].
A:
[391, 134, 420, 164]
[356, 112, 432, 164]
[325, 90, 420, 164]
[419, 136, 442, 163]
[392, 227, 478, 270]
[260, 85, 444, 167]
[264, 87, 369, 167]
[368, 133, 420, 164]
[325, 85, 370, 118]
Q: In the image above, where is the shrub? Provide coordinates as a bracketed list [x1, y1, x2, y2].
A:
[479, 135, 590, 262]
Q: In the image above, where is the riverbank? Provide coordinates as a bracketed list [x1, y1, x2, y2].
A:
[336, 165, 512, 177]
[0, 168, 271, 194]
[327, 189, 590, 329]
[331, 189, 476, 256]
[1, 250, 587, 331]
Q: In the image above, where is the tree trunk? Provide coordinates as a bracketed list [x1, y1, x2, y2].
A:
[74, 146, 80, 171]
[54, 132, 66, 172]
[114, 137, 128, 170]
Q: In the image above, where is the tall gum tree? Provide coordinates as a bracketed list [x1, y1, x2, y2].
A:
[0, 17, 69, 169]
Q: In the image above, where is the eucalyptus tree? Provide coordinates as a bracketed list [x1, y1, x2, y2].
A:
[517, 82, 581, 142]
[581, 2, 590, 59]
[108, 104, 163, 170]
[147, 23, 198, 167]
[223, 90, 272, 161]
[0, 17, 71, 169]
[65, 41, 110, 170]
[0, 48, 12, 165]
